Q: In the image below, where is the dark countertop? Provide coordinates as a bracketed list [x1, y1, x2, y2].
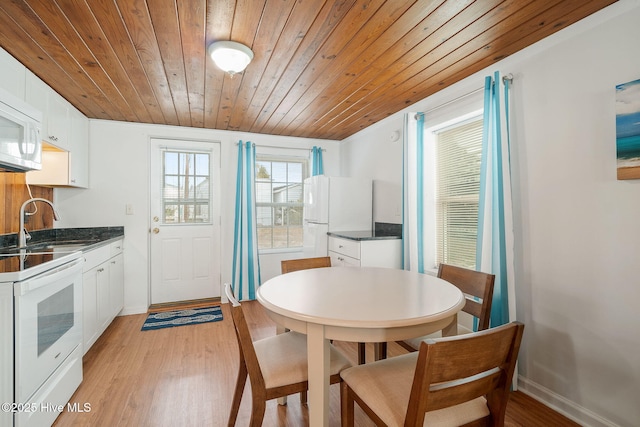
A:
[0, 226, 124, 251]
[327, 223, 402, 241]
[327, 230, 402, 241]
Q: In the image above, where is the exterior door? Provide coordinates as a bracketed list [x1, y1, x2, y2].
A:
[149, 138, 221, 304]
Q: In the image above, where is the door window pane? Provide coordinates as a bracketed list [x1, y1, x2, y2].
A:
[162, 150, 211, 224]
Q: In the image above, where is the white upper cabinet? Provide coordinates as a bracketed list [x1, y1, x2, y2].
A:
[0, 48, 26, 100]
[25, 72, 70, 150]
[24, 72, 49, 140]
[25, 70, 89, 188]
[68, 107, 89, 187]
[45, 91, 70, 150]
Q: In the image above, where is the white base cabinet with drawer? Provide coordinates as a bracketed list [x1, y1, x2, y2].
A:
[328, 236, 402, 269]
[82, 240, 124, 354]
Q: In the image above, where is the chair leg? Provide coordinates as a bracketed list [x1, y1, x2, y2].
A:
[374, 342, 387, 360]
[249, 396, 266, 427]
[341, 382, 355, 427]
[300, 390, 308, 404]
[358, 342, 366, 365]
[228, 362, 248, 427]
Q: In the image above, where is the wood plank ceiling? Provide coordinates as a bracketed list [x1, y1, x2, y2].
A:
[0, 0, 617, 141]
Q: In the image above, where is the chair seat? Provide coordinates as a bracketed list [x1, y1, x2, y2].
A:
[402, 333, 440, 351]
[341, 352, 489, 426]
[403, 323, 476, 351]
[255, 331, 351, 389]
[423, 398, 489, 426]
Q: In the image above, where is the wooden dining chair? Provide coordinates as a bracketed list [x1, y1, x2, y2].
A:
[280, 258, 331, 336]
[340, 321, 525, 426]
[396, 263, 495, 352]
[224, 283, 351, 427]
[280, 256, 331, 273]
[280, 255, 331, 341]
[281, 256, 368, 364]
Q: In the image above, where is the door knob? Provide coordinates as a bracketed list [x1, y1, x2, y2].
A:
[152, 228, 160, 234]
[153, 216, 159, 222]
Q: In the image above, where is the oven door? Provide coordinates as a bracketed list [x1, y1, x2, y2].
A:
[14, 257, 83, 402]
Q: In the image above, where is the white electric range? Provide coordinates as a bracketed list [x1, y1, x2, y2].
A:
[0, 248, 84, 427]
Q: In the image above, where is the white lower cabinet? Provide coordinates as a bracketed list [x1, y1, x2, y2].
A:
[109, 251, 124, 318]
[0, 285, 13, 427]
[82, 240, 124, 354]
[328, 236, 402, 268]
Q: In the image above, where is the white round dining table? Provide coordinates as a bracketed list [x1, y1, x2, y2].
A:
[256, 266, 466, 427]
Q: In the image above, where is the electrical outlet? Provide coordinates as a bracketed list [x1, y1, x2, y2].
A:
[126, 204, 134, 215]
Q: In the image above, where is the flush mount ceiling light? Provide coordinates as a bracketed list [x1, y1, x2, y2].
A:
[207, 41, 254, 76]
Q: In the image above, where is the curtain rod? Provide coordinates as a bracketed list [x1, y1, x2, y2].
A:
[419, 87, 483, 116]
[235, 142, 324, 151]
[418, 73, 513, 117]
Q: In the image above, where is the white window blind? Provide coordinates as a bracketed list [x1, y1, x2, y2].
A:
[435, 117, 483, 269]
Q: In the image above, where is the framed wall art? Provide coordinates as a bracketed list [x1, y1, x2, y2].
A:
[616, 78, 640, 180]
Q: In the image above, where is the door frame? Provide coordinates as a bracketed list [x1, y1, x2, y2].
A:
[147, 136, 222, 305]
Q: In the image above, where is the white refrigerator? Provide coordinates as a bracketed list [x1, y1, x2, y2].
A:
[303, 175, 372, 257]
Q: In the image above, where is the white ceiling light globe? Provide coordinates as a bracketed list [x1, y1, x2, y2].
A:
[207, 41, 254, 76]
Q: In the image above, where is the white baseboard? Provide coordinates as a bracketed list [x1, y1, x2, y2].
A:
[118, 305, 148, 316]
[517, 376, 620, 427]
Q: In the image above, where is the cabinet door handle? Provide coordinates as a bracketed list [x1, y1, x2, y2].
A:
[97, 268, 105, 273]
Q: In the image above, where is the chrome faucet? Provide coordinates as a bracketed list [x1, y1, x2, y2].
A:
[18, 198, 60, 248]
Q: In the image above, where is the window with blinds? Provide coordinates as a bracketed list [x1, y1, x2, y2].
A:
[434, 117, 483, 269]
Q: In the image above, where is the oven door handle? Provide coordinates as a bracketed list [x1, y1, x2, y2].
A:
[15, 257, 83, 295]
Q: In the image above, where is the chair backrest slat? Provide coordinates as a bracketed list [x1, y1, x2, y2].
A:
[281, 256, 331, 274]
[437, 263, 495, 330]
[405, 322, 525, 425]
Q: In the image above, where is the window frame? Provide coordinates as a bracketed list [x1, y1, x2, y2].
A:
[423, 108, 483, 271]
[254, 153, 309, 253]
[433, 115, 483, 269]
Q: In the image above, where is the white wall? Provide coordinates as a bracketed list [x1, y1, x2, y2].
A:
[340, 1, 640, 426]
[340, 119, 404, 224]
[54, 121, 340, 313]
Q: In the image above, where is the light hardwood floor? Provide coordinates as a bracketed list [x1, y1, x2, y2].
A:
[53, 301, 580, 426]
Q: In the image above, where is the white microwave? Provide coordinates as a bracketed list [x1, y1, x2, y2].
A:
[0, 87, 42, 172]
